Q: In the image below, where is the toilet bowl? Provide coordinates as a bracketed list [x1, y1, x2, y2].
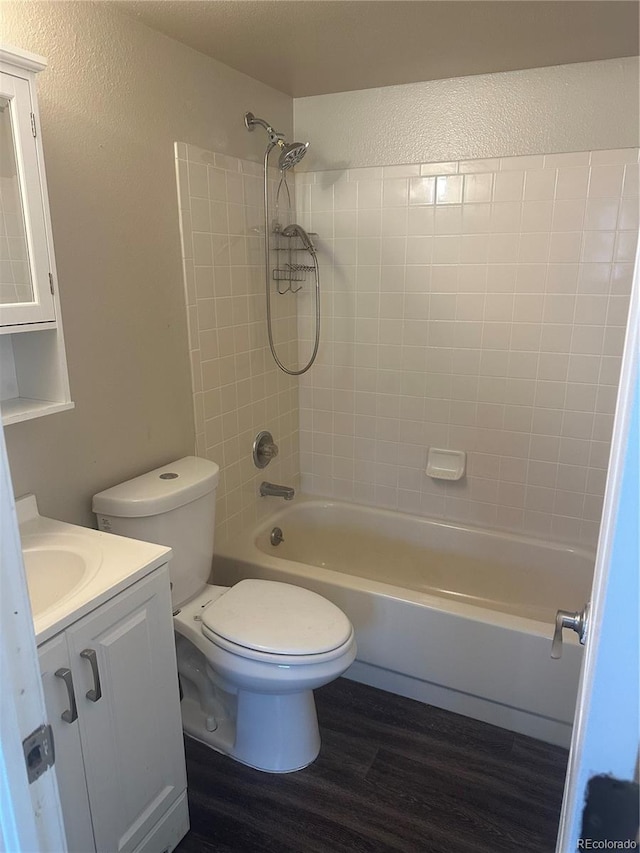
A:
[93, 457, 357, 773]
[174, 581, 356, 771]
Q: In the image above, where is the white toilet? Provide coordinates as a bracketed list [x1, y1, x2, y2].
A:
[92, 456, 356, 773]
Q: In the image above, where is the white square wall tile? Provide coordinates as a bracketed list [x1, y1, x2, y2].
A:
[463, 174, 493, 203]
[618, 198, 640, 230]
[588, 165, 624, 199]
[552, 200, 586, 232]
[408, 207, 435, 236]
[574, 295, 608, 325]
[555, 168, 589, 200]
[488, 234, 519, 263]
[334, 181, 358, 210]
[357, 181, 383, 209]
[581, 231, 615, 263]
[549, 233, 582, 264]
[583, 198, 619, 231]
[513, 294, 544, 322]
[615, 231, 638, 263]
[571, 325, 605, 356]
[493, 172, 524, 202]
[520, 201, 553, 232]
[490, 203, 522, 233]
[524, 169, 557, 200]
[436, 175, 463, 205]
[409, 177, 436, 205]
[519, 233, 550, 263]
[567, 354, 600, 384]
[383, 179, 409, 207]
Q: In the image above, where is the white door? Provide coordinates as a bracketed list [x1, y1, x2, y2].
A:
[66, 569, 186, 853]
[556, 253, 639, 850]
[0, 424, 67, 852]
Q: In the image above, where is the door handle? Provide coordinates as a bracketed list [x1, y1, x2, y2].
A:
[54, 668, 78, 723]
[80, 648, 102, 702]
[551, 603, 590, 659]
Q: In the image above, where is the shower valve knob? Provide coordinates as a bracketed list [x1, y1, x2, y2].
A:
[253, 430, 279, 469]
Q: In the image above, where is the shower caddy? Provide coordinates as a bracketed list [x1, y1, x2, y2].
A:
[271, 226, 318, 293]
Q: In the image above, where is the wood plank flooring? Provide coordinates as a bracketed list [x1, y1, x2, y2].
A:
[175, 678, 568, 853]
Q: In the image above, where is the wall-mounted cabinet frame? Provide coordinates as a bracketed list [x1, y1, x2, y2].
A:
[0, 45, 73, 425]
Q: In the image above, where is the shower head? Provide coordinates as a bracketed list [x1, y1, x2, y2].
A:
[281, 223, 315, 253]
[277, 141, 309, 171]
[244, 111, 309, 171]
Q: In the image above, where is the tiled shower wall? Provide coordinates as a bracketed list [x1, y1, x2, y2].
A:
[175, 143, 300, 544]
[295, 149, 638, 548]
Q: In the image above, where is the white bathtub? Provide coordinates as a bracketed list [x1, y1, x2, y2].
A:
[214, 497, 594, 747]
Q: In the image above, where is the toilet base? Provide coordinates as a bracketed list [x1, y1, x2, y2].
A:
[180, 688, 321, 773]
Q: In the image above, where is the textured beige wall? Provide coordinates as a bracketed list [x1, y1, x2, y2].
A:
[1, 1, 292, 526]
[294, 58, 640, 171]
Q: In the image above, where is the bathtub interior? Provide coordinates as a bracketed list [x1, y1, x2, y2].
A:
[253, 500, 594, 624]
[214, 498, 594, 746]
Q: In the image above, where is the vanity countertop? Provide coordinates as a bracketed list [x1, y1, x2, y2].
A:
[17, 495, 172, 645]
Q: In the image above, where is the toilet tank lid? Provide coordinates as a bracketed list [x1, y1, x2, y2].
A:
[92, 457, 219, 518]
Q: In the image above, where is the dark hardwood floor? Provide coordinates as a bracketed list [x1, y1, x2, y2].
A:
[175, 678, 568, 853]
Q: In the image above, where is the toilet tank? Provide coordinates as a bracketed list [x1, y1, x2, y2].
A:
[92, 457, 219, 608]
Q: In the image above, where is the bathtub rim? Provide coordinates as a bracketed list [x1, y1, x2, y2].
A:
[250, 495, 595, 560]
[214, 495, 593, 644]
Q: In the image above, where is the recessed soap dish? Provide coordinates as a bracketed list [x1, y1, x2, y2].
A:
[426, 448, 466, 481]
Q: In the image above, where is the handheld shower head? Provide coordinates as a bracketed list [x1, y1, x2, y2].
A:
[278, 141, 309, 171]
[245, 111, 309, 171]
[281, 223, 315, 253]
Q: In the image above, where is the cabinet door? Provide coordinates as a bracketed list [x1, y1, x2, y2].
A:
[38, 633, 96, 853]
[0, 70, 56, 327]
[67, 567, 186, 853]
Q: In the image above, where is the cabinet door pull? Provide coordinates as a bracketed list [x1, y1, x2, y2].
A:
[54, 668, 78, 723]
[80, 648, 102, 702]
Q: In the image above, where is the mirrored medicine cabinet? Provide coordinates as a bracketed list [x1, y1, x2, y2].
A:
[0, 45, 72, 425]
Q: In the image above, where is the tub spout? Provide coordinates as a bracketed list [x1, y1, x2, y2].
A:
[260, 481, 295, 500]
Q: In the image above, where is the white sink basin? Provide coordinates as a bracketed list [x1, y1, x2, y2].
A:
[21, 533, 103, 617]
[17, 494, 171, 645]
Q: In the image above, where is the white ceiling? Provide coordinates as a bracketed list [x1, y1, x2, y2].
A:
[114, 1, 639, 98]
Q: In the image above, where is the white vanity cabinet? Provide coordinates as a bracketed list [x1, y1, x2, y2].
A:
[0, 45, 73, 424]
[38, 565, 189, 853]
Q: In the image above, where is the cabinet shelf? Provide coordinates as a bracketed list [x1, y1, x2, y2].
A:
[1, 396, 74, 425]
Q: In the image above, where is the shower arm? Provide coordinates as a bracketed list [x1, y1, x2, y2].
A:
[245, 112, 284, 146]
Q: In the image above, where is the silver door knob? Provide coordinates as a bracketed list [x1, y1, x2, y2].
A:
[551, 603, 590, 659]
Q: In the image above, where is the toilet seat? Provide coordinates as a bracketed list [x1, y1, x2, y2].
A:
[201, 622, 356, 666]
[200, 579, 353, 661]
